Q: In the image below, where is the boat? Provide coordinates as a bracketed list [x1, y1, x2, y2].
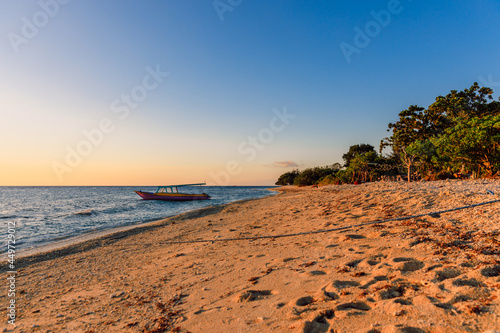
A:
[134, 183, 210, 201]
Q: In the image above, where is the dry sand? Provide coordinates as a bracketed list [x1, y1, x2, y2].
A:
[3, 179, 500, 333]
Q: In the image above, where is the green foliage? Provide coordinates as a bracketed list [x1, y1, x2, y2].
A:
[380, 105, 429, 154]
[406, 140, 436, 162]
[293, 166, 340, 186]
[276, 165, 342, 186]
[275, 169, 299, 185]
[274, 83, 500, 186]
[317, 174, 339, 185]
[433, 115, 500, 176]
[275, 144, 403, 186]
[382, 83, 500, 180]
[343, 144, 376, 167]
[347, 151, 385, 183]
[404, 139, 437, 180]
[427, 82, 497, 122]
[334, 169, 352, 184]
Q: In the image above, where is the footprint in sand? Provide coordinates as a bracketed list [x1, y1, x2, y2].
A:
[345, 259, 363, 268]
[433, 267, 462, 282]
[331, 280, 361, 289]
[359, 254, 385, 268]
[235, 290, 273, 302]
[300, 310, 335, 333]
[295, 296, 315, 306]
[394, 298, 412, 305]
[379, 284, 406, 300]
[301, 319, 329, 333]
[339, 234, 367, 241]
[395, 327, 427, 333]
[360, 275, 389, 289]
[316, 288, 340, 301]
[424, 263, 443, 272]
[336, 301, 371, 311]
[451, 278, 484, 287]
[392, 257, 425, 272]
[481, 265, 500, 278]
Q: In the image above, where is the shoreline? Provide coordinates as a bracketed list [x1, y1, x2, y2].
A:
[13, 189, 278, 261]
[5, 179, 500, 332]
[5, 186, 278, 260]
[14, 195, 275, 267]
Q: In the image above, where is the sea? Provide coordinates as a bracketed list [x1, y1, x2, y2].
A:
[0, 186, 277, 254]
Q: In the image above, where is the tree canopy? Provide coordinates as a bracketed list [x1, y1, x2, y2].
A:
[381, 83, 500, 180]
[342, 144, 376, 167]
[276, 83, 500, 186]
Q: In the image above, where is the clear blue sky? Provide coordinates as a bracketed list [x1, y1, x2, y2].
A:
[1, 0, 499, 185]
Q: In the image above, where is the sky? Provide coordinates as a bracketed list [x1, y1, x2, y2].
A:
[1, 0, 499, 186]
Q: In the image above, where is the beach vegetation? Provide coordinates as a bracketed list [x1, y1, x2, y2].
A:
[382, 83, 500, 181]
[292, 165, 342, 186]
[275, 169, 300, 185]
[432, 115, 500, 177]
[343, 144, 377, 167]
[276, 83, 500, 185]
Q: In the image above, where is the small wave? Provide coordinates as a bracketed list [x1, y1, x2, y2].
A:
[2, 240, 26, 246]
[0, 240, 27, 253]
[99, 204, 140, 215]
[0, 215, 17, 219]
[74, 209, 94, 216]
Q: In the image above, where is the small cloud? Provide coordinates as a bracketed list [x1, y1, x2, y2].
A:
[266, 161, 298, 168]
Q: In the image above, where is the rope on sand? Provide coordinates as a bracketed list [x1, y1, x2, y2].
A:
[157, 192, 500, 245]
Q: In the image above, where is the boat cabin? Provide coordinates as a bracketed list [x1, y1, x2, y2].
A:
[157, 186, 179, 194]
[155, 183, 206, 194]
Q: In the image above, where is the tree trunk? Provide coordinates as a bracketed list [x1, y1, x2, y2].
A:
[460, 164, 466, 174]
[401, 149, 415, 183]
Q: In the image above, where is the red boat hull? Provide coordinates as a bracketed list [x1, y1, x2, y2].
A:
[135, 191, 210, 201]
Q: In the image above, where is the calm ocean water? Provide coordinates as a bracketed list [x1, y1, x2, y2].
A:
[0, 186, 276, 253]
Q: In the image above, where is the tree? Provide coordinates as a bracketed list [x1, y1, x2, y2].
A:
[347, 151, 376, 182]
[275, 169, 299, 185]
[330, 162, 343, 171]
[381, 83, 500, 181]
[405, 139, 437, 180]
[380, 105, 429, 154]
[293, 166, 340, 186]
[427, 82, 497, 123]
[343, 144, 376, 167]
[274, 84, 500, 186]
[433, 115, 500, 177]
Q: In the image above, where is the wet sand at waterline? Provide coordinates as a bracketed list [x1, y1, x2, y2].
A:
[4, 179, 500, 333]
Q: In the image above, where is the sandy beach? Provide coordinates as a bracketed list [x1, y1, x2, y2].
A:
[4, 179, 500, 333]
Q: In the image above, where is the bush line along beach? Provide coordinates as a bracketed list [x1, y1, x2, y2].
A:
[277, 83, 500, 187]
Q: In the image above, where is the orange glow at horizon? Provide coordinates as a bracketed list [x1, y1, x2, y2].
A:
[0, 160, 282, 186]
